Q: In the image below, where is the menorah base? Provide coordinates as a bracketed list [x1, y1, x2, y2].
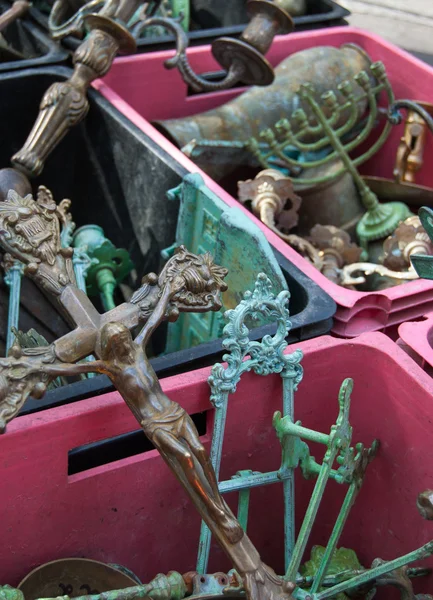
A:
[356, 201, 413, 247]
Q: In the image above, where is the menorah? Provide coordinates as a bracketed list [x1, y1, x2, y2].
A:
[184, 61, 421, 251]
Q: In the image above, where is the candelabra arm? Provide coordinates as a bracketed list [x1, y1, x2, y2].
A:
[132, 17, 250, 93]
[388, 99, 433, 135]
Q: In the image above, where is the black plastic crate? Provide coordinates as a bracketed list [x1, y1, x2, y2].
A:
[28, 0, 350, 53]
[0, 66, 335, 416]
[0, 0, 67, 71]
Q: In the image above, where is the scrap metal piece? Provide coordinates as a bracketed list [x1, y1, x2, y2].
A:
[410, 207, 433, 280]
[11, 21, 131, 177]
[340, 262, 419, 287]
[382, 216, 433, 271]
[134, 0, 293, 93]
[0, 186, 76, 296]
[17, 558, 141, 599]
[417, 490, 433, 521]
[73, 224, 134, 311]
[2, 253, 24, 353]
[237, 170, 322, 268]
[198, 273, 304, 573]
[157, 45, 374, 179]
[394, 101, 433, 184]
[339, 215, 432, 288]
[308, 224, 363, 285]
[238, 169, 302, 232]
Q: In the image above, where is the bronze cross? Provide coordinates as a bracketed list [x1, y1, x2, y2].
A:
[0, 183, 296, 600]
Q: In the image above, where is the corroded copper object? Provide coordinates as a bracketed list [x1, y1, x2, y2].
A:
[0, 185, 295, 600]
[156, 45, 374, 180]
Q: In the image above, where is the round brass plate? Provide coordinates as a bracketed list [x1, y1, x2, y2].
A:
[212, 38, 275, 86]
[83, 14, 137, 54]
[18, 558, 138, 600]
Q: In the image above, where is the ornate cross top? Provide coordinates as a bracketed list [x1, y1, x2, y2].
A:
[0, 185, 296, 600]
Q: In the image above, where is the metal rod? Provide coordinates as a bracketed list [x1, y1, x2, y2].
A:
[315, 542, 433, 599]
[196, 391, 229, 573]
[5, 260, 23, 354]
[282, 376, 295, 571]
[310, 482, 358, 593]
[285, 446, 339, 582]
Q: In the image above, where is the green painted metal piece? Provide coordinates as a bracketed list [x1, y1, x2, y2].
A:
[196, 272, 302, 574]
[0, 587, 24, 600]
[162, 173, 287, 353]
[185, 62, 415, 251]
[72, 225, 134, 311]
[129, 0, 190, 37]
[196, 272, 378, 592]
[301, 547, 363, 600]
[411, 206, 433, 279]
[314, 542, 433, 600]
[282, 379, 378, 584]
[3, 259, 24, 354]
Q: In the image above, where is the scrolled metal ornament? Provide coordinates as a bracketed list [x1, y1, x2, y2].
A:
[209, 273, 303, 407]
[0, 186, 76, 296]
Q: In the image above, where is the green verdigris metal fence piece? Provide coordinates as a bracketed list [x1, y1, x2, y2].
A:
[411, 206, 433, 279]
[196, 273, 432, 598]
[184, 62, 416, 250]
[197, 272, 303, 574]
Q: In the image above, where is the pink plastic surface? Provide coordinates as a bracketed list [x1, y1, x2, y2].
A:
[2, 332, 433, 594]
[94, 27, 433, 337]
[398, 312, 433, 370]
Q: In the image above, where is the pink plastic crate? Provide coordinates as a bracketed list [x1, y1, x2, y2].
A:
[2, 332, 433, 595]
[94, 27, 433, 338]
[398, 312, 433, 372]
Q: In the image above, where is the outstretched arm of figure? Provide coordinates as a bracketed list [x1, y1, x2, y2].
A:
[40, 359, 107, 378]
[135, 283, 173, 348]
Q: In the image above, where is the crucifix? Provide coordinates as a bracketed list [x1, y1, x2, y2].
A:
[0, 182, 296, 600]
